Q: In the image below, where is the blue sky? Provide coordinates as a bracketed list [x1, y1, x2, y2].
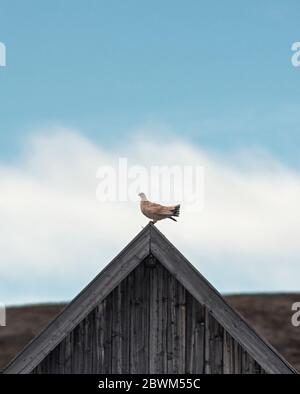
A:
[1, 1, 300, 304]
[0, 0, 300, 162]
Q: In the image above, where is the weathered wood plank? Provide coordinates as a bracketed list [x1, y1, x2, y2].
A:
[155, 264, 168, 373]
[233, 340, 242, 374]
[162, 266, 168, 373]
[223, 330, 233, 374]
[186, 294, 205, 374]
[121, 275, 130, 373]
[103, 297, 112, 374]
[149, 262, 158, 373]
[167, 272, 176, 373]
[204, 308, 211, 374]
[129, 263, 149, 373]
[209, 314, 223, 374]
[176, 280, 186, 373]
[112, 285, 122, 373]
[143, 262, 150, 373]
[96, 302, 105, 373]
[64, 330, 72, 373]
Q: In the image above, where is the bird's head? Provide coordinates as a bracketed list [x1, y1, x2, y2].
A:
[138, 192, 147, 201]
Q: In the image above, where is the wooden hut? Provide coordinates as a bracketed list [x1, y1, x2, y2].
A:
[2, 223, 296, 374]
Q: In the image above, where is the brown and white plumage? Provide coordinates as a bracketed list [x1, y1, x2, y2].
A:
[138, 192, 180, 224]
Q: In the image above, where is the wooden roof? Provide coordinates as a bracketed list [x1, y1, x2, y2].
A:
[2, 222, 297, 374]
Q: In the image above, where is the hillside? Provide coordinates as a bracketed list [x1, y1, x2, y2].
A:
[1, 294, 299, 372]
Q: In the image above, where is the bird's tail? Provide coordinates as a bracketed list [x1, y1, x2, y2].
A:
[172, 204, 180, 217]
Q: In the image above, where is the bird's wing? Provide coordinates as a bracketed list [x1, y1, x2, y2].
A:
[144, 201, 176, 216]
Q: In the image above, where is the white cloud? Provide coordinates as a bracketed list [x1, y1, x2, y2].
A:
[1, 127, 300, 305]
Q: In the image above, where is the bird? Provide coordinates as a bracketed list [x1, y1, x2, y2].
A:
[138, 192, 180, 224]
